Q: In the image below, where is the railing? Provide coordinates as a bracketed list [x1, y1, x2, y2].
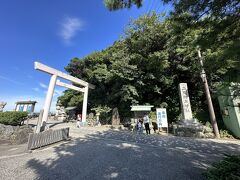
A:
[27, 128, 69, 150]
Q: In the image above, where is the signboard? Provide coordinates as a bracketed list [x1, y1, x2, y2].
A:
[156, 108, 168, 128]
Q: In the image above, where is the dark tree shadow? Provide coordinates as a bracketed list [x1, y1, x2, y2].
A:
[27, 129, 240, 180]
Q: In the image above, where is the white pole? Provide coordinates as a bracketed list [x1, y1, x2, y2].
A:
[41, 74, 57, 127]
[82, 86, 89, 123]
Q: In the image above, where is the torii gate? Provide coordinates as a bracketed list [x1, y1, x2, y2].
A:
[34, 62, 95, 131]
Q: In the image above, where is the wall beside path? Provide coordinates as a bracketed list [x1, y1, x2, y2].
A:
[0, 124, 33, 144]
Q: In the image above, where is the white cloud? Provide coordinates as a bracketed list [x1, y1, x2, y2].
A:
[40, 82, 48, 89]
[33, 87, 39, 92]
[0, 75, 24, 85]
[59, 16, 84, 44]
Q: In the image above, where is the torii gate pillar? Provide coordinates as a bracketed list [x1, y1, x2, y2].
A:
[42, 74, 57, 126]
[82, 86, 88, 123]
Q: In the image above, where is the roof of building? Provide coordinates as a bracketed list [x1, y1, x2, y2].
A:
[131, 105, 153, 111]
[65, 106, 77, 111]
[15, 101, 37, 104]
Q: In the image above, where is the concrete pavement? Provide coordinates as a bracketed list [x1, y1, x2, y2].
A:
[0, 124, 239, 180]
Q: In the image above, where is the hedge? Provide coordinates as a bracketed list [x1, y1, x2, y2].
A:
[205, 154, 240, 179]
[0, 111, 28, 125]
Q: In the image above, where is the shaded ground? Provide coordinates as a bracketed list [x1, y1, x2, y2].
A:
[0, 139, 28, 157]
[0, 123, 239, 180]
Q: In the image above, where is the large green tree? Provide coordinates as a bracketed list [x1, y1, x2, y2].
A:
[60, 13, 234, 123]
[104, 0, 239, 17]
[104, 0, 240, 95]
[59, 1, 239, 126]
[104, 0, 240, 72]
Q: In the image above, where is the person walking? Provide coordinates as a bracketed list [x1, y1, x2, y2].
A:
[76, 114, 82, 128]
[143, 113, 150, 134]
[151, 116, 158, 133]
[137, 119, 143, 134]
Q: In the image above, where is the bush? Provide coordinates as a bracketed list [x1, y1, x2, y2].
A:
[220, 129, 235, 139]
[91, 105, 111, 125]
[0, 111, 28, 125]
[205, 154, 240, 179]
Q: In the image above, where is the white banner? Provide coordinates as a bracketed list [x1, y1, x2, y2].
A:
[156, 108, 168, 128]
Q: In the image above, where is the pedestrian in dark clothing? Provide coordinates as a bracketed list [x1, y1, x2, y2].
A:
[143, 113, 150, 134]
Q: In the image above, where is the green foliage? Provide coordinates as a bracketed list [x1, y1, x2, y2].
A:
[220, 129, 235, 139]
[104, 0, 142, 11]
[0, 111, 28, 126]
[194, 110, 210, 124]
[60, 11, 238, 125]
[105, 0, 239, 20]
[58, 89, 83, 108]
[163, 0, 239, 19]
[205, 154, 240, 179]
[91, 105, 112, 124]
[104, 0, 240, 81]
[91, 105, 111, 114]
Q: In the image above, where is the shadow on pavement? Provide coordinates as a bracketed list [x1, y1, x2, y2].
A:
[27, 129, 240, 180]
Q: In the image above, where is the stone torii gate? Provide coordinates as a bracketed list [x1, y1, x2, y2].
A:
[34, 62, 95, 131]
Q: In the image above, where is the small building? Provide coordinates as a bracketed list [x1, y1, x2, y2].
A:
[15, 101, 37, 113]
[131, 105, 153, 122]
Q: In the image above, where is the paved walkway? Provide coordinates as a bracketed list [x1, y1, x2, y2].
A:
[0, 123, 239, 180]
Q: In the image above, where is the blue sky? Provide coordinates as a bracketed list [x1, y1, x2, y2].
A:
[0, 0, 171, 112]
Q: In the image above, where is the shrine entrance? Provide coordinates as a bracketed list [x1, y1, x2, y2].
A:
[34, 62, 95, 132]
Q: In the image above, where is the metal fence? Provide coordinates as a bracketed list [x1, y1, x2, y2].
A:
[27, 128, 69, 150]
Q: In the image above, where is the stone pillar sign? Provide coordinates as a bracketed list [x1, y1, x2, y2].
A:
[173, 83, 208, 138]
[179, 83, 193, 120]
[112, 107, 120, 125]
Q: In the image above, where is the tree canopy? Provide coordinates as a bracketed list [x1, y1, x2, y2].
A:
[58, 12, 238, 123]
[59, 1, 239, 124]
[103, 0, 240, 93]
[104, 0, 240, 18]
[104, 0, 142, 11]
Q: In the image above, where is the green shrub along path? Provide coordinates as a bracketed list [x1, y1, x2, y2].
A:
[0, 111, 28, 126]
[205, 154, 240, 179]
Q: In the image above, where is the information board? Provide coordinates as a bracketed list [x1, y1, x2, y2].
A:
[156, 108, 168, 128]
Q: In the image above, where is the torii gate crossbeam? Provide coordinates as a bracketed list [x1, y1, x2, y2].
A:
[34, 62, 95, 132]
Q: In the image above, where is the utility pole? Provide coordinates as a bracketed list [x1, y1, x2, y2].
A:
[197, 49, 220, 138]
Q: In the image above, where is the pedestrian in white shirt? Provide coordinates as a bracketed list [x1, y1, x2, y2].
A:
[143, 113, 150, 134]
